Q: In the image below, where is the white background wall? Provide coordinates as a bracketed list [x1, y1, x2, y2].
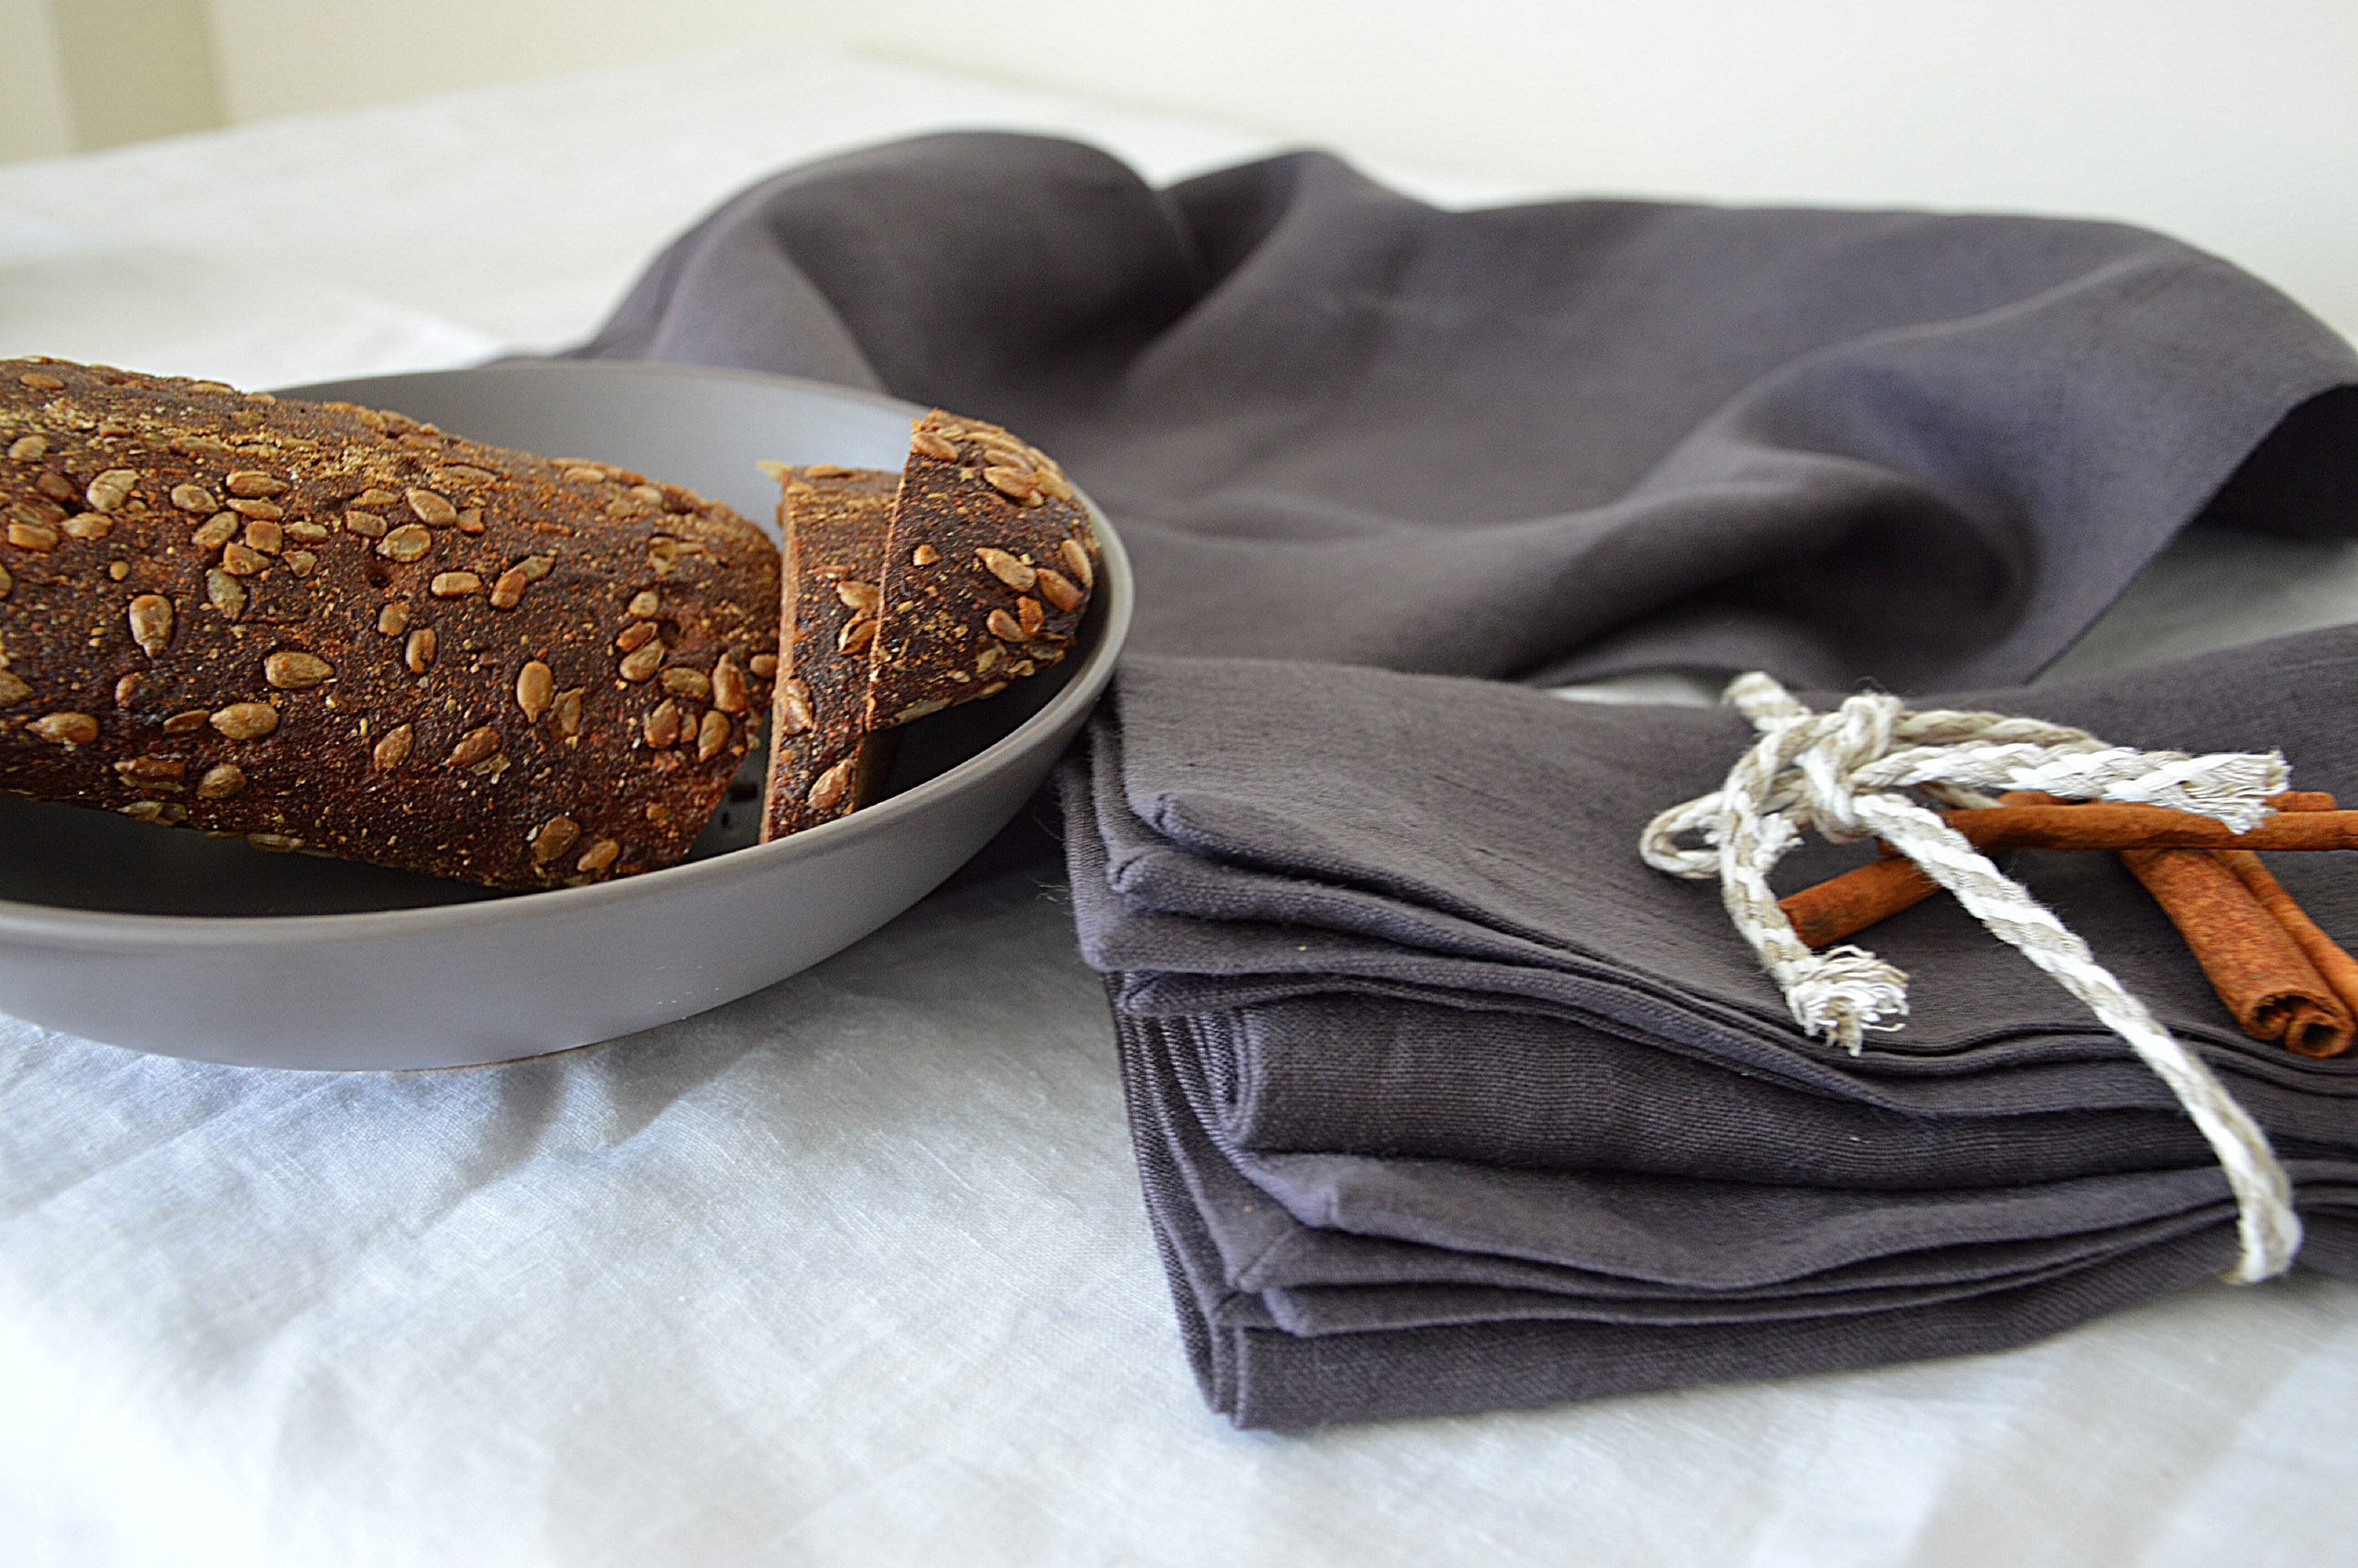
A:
[3, 0, 219, 156]
[7, 2, 2356, 336]
[0, 0, 75, 160]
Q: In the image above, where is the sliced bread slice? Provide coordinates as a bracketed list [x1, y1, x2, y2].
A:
[759, 465, 901, 841]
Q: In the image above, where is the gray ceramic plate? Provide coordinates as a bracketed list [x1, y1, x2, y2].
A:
[0, 362, 1131, 1069]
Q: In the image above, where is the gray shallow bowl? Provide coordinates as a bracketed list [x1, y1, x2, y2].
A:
[0, 362, 1131, 1070]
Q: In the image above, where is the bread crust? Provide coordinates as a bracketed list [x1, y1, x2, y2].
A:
[0, 356, 778, 890]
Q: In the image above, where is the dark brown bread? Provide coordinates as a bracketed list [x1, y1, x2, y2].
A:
[863, 409, 1099, 731]
[0, 356, 778, 890]
[759, 465, 898, 841]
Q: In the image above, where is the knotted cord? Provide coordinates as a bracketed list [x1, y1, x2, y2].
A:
[1640, 673, 2300, 1283]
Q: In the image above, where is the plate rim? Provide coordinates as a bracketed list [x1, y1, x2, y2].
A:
[0, 360, 1132, 944]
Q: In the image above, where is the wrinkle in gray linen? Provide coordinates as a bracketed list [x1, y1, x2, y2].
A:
[1236, 1205, 2230, 1303]
[577, 132, 2358, 693]
[1077, 633, 2358, 1427]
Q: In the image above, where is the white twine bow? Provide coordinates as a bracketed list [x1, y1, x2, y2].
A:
[1640, 673, 2300, 1283]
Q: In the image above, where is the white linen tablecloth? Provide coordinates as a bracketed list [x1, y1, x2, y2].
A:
[4, 42, 2356, 1566]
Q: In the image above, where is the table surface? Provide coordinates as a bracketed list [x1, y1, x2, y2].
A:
[4, 41, 2356, 1568]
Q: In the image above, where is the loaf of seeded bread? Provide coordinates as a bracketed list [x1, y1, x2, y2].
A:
[0, 356, 779, 890]
[759, 465, 899, 839]
[757, 414, 1100, 842]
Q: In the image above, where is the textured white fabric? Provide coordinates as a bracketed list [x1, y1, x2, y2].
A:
[3, 41, 2357, 1567]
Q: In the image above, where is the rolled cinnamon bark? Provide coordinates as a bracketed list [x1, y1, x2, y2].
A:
[1782, 853, 1933, 949]
[2214, 850, 2358, 1058]
[1944, 802, 2358, 852]
[1780, 792, 2351, 946]
[2254, 791, 2338, 814]
[1777, 790, 2358, 1057]
[2117, 845, 2355, 1059]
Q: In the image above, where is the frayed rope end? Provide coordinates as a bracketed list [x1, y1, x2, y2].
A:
[1783, 946, 1911, 1054]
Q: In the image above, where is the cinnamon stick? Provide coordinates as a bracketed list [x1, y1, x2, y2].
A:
[1939, 802, 2358, 852]
[2253, 791, 2339, 814]
[1779, 792, 2349, 946]
[2214, 850, 2358, 1058]
[1776, 790, 2358, 1058]
[2117, 844, 2355, 1059]
[1783, 854, 1941, 949]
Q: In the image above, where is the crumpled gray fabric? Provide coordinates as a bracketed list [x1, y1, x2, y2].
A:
[577, 133, 2358, 1427]
[1064, 635, 2358, 1427]
[577, 131, 2358, 693]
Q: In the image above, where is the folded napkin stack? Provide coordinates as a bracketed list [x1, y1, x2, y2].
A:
[1066, 638, 2358, 1427]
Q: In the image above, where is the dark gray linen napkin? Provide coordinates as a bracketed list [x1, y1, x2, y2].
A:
[576, 131, 2358, 694]
[575, 134, 2358, 1427]
[1069, 635, 2358, 1427]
